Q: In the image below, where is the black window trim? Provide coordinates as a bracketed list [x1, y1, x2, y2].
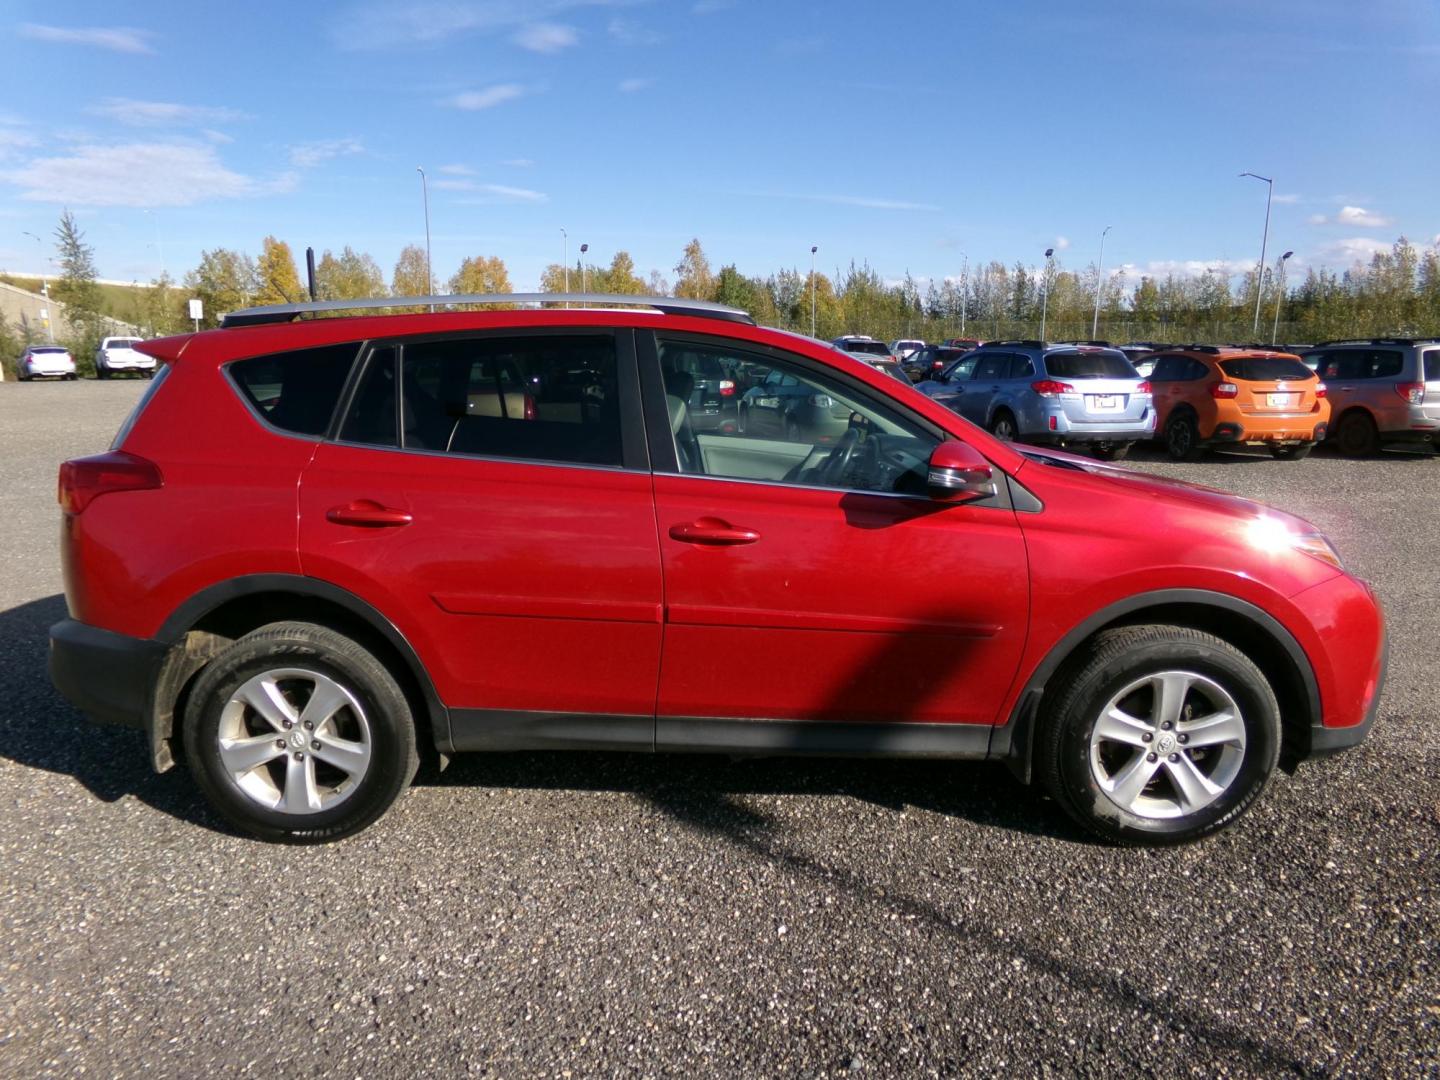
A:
[325, 325, 648, 473]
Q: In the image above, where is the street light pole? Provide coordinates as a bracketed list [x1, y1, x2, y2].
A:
[1271, 250, 1293, 345]
[416, 167, 433, 310]
[1040, 248, 1054, 341]
[810, 245, 818, 337]
[580, 243, 588, 292]
[959, 252, 968, 337]
[1240, 172, 1273, 337]
[21, 230, 54, 341]
[1092, 225, 1112, 339]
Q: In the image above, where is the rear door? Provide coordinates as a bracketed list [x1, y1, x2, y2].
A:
[298, 329, 664, 748]
[964, 351, 1011, 424]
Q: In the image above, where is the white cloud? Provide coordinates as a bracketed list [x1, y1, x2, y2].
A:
[1318, 237, 1390, 264]
[1, 142, 291, 207]
[1053, 235, 1070, 251]
[289, 138, 364, 168]
[501, 158, 535, 167]
[618, 77, 653, 92]
[89, 98, 247, 128]
[19, 23, 155, 54]
[513, 22, 578, 52]
[438, 163, 475, 175]
[1310, 205, 1393, 228]
[432, 179, 547, 203]
[0, 128, 39, 161]
[446, 84, 527, 110]
[1272, 193, 1301, 204]
[1307, 213, 1328, 225]
[1142, 259, 1255, 279]
[334, 1, 623, 50]
[608, 17, 663, 45]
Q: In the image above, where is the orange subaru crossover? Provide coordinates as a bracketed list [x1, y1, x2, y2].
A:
[1150, 347, 1330, 460]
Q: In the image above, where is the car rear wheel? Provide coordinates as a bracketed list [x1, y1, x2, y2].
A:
[1092, 441, 1132, 461]
[1035, 625, 1280, 845]
[182, 621, 418, 843]
[1269, 442, 1314, 460]
[96, 364, 110, 380]
[989, 411, 1017, 441]
[1335, 411, 1379, 457]
[1164, 412, 1203, 462]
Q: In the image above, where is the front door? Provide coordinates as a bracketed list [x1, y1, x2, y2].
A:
[644, 333, 1029, 736]
[298, 330, 664, 748]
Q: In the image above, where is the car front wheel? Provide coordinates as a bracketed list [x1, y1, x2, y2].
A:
[182, 621, 418, 843]
[1035, 625, 1280, 845]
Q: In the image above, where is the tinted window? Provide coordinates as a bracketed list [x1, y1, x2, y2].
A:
[230, 342, 359, 436]
[1425, 351, 1440, 381]
[661, 341, 936, 495]
[1148, 356, 1182, 381]
[841, 340, 891, 356]
[340, 347, 398, 447]
[1010, 355, 1036, 378]
[1184, 358, 1211, 380]
[1370, 350, 1404, 379]
[1219, 356, 1314, 381]
[107, 338, 143, 348]
[32, 346, 68, 354]
[398, 334, 621, 466]
[973, 354, 1010, 380]
[1318, 350, 1403, 380]
[940, 354, 977, 381]
[1044, 351, 1137, 379]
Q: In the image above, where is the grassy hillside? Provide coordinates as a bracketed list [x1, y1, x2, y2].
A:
[0, 274, 154, 325]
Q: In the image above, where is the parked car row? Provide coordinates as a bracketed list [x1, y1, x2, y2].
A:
[8, 338, 157, 381]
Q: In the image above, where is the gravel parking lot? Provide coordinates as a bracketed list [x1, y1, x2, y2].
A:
[1, 378, 1435, 1078]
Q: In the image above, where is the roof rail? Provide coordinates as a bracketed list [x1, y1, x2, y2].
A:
[220, 292, 756, 329]
[1054, 339, 1112, 347]
[978, 339, 1046, 348]
[1313, 337, 1439, 347]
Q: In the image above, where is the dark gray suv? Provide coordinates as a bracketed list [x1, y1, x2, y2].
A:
[1300, 339, 1440, 455]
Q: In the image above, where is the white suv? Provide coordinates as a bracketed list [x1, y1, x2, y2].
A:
[95, 336, 156, 379]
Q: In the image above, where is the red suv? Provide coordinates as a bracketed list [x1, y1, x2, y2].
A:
[49, 295, 1385, 845]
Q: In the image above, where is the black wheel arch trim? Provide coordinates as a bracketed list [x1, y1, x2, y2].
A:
[157, 573, 451, 751]
[988, 588, 1322, 782]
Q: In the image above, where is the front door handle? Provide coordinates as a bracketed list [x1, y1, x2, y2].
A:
[327, 500, 413, 527]
[669, 516, 760, 546]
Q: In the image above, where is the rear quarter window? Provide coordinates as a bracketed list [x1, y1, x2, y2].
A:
[1425, 351, 1440, 381]
[229, 342, 360, 436]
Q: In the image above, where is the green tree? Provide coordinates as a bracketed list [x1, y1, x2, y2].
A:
[255, 236, 304, 306]
[672, 238, 714, 300]
[392, 244, 431, 297]
[52, 209, 106, 364]
[141, 272, 187, 337]
[448, 254, 512, 295]
[0, 312, 21, 380]
[184, 248, 258, 328]
[600, 251, 645, 294]
[316, 247, 387, 300]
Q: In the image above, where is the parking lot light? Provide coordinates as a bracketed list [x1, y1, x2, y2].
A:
[1240, 172, 1273, 337]
[1272, 250, 1293, 345]
[1093, 226, 1111, 339]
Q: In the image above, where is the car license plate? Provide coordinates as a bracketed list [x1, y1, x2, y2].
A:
[1089, 394, 1121, 411]
[1268, 392, 1297, 407]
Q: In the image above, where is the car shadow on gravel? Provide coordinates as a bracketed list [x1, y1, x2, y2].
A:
[0, 594, 233, 834]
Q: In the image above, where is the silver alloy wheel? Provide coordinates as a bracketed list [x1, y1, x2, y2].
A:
[1089, 670, 1246, 820]
[217, 667, 372, 815]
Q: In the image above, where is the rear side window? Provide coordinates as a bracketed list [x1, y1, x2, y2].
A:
[1219, 356, 1314, 381]
[1425, 351, 1440, 381]
[392, 334, 622, 466]
[230, 343, 359, 436]
[1045, 351, 1137, 379]
[973, 353, 1010, 380]
[1010, 355, 1036, 378]
[1318, 350, 1404, 380]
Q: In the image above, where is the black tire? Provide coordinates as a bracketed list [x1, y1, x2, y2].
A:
[1092, 441, 1132, 461]
[1034, 625, 1280, 845]
[1335, 411, 1379, 457]
[1270, 442, 1314, 460]
[182, 621, 418, 843]
[1164, 411, 1203, 461]
[96, 365, 110, 380]
[989, 410, 1018, 442]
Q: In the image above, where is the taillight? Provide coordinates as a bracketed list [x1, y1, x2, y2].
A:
[57, 451, 163, 515]
[1396, 381, 1425, 404]
[1211, 382, 1239, 399]
[523, 394, 537, 420]
[1315, 382, 1327, 399]
[719, 379, 735, 397]
[1136, 381, 1152, 394]
[1031, 379, 1074, 397]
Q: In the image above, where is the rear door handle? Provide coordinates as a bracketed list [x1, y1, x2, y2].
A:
[669, 517, 760, 546]
[327, 500, 413, 527]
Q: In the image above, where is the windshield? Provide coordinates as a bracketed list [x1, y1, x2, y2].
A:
[107, 338, 143, 349]
[1219, 356, 1314, 382]
[1044, 351, 1137, 379]
[843, 340, 891, 356]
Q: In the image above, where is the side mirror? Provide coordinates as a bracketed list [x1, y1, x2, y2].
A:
[927, 441, 997, 503]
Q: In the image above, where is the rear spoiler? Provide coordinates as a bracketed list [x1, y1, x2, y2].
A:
[135, 334, 196, 364]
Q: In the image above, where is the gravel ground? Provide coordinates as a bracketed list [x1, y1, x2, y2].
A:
[1, 378, 1436, 1078]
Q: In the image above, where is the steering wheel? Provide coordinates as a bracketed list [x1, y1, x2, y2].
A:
[817, 428, 860, 487]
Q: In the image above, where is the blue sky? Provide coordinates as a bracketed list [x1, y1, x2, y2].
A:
[1, 0, 1437, 294]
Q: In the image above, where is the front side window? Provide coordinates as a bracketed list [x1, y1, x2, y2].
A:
[230, 342, 360, 436]
[659, 339, 937, 496]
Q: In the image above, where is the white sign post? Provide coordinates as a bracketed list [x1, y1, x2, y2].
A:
[188, 298, 203, 331]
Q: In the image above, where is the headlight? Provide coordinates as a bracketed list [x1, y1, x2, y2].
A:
[1246, 516, 1344, 571]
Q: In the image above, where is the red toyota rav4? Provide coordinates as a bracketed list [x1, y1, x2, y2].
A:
[49, 295, 1385, 845]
